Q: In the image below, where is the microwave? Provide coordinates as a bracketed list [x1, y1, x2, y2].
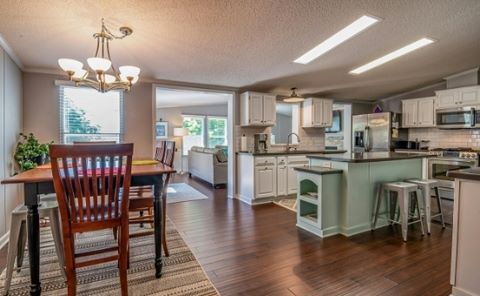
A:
[436, 106, 480, 128]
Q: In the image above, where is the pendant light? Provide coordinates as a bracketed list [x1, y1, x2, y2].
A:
[283, 88, 304, 103]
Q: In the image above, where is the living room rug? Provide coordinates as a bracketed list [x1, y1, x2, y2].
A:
[0, 220, 218, 296]
[167, 183, 208, 204]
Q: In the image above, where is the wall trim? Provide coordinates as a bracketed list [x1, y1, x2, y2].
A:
[0, 33, 23, 70]
[443, 67, 479, 81]
[378, 81, 446, 103]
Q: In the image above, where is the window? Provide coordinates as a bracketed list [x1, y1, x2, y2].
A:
[207, 117, 227, 148]
[182, 115, 205, 155]
[59, 86, 124, 144]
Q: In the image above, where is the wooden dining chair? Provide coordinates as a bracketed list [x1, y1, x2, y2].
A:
[49, 143, 133, 296]
[128, 141, 175, 256]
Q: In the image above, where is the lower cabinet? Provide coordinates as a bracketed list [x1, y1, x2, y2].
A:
[237, 153, 310, 205]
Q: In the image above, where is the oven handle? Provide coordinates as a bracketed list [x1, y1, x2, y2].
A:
[428, 158, 478, 166]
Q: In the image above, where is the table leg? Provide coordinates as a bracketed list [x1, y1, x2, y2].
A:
[153, 177, 164, 278]
[25, 183, 41, 296]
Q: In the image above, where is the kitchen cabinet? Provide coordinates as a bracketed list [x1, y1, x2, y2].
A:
[276, 157, 287, 196]
[436, 86, 480, 109]
[254, 157, 277, 198]
[240, 91, 277, 126]
[287, 156, 310, 194]
[402, 97, 435, 128]
[302, 98, 333, 128]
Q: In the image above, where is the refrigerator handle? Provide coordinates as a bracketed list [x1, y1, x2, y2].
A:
[364, 126, 370, 152]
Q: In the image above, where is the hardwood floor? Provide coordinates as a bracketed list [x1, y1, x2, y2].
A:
[168, 174, 452, 296]
[0, 174, 452, 295]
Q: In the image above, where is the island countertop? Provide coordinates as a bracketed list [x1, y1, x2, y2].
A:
[447, 168, 480, 181]
[293, 166, 343, 175]
[307, 152, 432, 163]
[237, 150, 347, 156]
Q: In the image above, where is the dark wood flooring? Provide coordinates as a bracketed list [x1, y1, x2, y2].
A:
[0, 174, 452, 295]
[167, 174, 452, 296]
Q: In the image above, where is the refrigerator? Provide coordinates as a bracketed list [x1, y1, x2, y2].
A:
[352, 112, 407, 153]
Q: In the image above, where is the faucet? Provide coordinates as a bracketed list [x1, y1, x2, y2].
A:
[286, 132, 300, 152]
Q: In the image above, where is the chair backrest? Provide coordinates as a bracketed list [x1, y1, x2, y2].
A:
[49, 144, 133, 228]
[73, 141, 117, 145]
[155, 141, 166, 162]
[162, 141, 175, 167]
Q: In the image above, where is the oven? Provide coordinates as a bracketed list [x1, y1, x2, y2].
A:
[436, 106, 478, 129]
[428, 157, 478, 189]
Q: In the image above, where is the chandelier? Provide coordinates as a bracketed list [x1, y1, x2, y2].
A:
[58, 19, 140, 92]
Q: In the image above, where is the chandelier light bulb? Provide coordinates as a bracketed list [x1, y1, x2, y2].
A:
[58, 58, 83, 72]
[87, 57, 112, 72]
[72, 69, 88, 79]
[119, 65, 141, 77]
[104, 74, 117, 84]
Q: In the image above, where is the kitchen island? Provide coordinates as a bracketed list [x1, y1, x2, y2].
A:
[305, 152, 429, 236]
[447, 168, 480, 296]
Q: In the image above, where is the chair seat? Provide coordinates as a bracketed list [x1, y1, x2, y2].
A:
[383, 182, 418, 193]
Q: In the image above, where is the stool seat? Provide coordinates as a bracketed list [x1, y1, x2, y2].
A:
[383, 182, 418, 192]
[11, 200, 60, 216]
[405, 179, 438, 186]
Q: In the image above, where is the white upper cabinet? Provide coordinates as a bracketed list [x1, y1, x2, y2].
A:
[402, 97, 435, 128]
[435, 86, 480, 109]
[240, 92, 277, 126]
[302, 98, 333, 128]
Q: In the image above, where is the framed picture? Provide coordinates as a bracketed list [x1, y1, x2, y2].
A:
[156, 121, 168, 139]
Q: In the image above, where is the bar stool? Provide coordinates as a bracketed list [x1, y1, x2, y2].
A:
[372, 181, 425, 241]
[406, 179, 445, 234]
[3, 199, 66, 295]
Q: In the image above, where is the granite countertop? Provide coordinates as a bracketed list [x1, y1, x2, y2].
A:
[447, 168, 480, 181]
[293, 166, 343, 175]
[307, 152, 433, 163]
[237, 150, 347, 156]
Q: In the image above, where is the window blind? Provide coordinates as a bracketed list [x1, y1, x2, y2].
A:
[59, 86, 124, 144]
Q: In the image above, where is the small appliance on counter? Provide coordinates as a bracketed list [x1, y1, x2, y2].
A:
[254, 133, 268, 153]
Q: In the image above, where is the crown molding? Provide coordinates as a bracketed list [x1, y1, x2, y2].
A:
[378, 81, 446, 102]
[0, 33, 23, 70]
[443, 67, 479, 80]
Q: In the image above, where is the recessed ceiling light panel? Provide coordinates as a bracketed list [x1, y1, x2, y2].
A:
[349, 38, 435, 75]
[294, 15, 381, 64]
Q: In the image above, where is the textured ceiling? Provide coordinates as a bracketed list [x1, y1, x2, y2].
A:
[0, 0, 479, 100]
[156, 88, 229, 108]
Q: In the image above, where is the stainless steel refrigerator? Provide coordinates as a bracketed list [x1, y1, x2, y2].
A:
[352, 112, 406, 152]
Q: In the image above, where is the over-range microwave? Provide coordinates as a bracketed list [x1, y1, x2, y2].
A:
[436, 106, 480, 128]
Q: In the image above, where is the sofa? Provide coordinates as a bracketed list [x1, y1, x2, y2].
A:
[188, 146, 228, 187]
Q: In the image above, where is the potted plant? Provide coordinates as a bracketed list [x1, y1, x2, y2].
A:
[14, 133, 53, 171]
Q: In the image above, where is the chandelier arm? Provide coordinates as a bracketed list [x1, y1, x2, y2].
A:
[106, 39, 119, 77]
[107, 82, 130, 92]
[94, 36, 100, 57]
[75, 80, 101, 92]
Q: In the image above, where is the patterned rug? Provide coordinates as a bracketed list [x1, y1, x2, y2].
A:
[0, 220, 218, 296]
[273, 197, 297, 212]
[167, 183, 208, 204]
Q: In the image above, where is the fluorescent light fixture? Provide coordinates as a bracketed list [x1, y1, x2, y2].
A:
[349, 38, 435, 75]
[294, 15, 380, 64]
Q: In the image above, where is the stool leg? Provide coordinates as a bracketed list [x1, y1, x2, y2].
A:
[372, 184, 383, 230]
[398, 192, 409, 242]
[48, 209, 67, 280]
[423, 186, 432, 234]
[4, 215, 24, 295]
[434, 187, 446, 229]
[16, 221, 27, 271]
[415, 191, 425, 236]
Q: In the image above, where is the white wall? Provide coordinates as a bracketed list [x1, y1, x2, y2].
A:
[156, 104, 228, 171]
[0, 47, 23, 247]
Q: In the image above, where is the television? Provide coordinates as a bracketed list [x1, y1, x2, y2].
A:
[325, 110, 342, 133]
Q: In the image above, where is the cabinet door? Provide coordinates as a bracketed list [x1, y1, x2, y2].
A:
[436, 91, 457, 108]
[262, 95, 276, 125]
[402, 100, 418, 127]
[255, 166, 276, 198]
[248, 94, 264, 125]
[312, 99, 324, 126]
[287, 163, 309, 194]
[322, 100, 333, 127]
[417, 97, 435, 127]
[457, 87, 480, 106]
[276, 164, 288, 196]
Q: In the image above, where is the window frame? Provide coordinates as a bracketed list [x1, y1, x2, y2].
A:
[181, 114, 206, 155]
[58, 85, 125, 144]
[206, 116, 228, 148]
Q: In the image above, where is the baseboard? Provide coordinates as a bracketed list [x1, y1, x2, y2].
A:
[452, 286, 478, 296]
[0, 231, 10, 250]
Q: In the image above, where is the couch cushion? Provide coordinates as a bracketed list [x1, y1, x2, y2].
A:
[215, 149, 228, 163]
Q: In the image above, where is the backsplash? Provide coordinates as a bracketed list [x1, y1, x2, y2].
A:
[409, 128, 480, 149]
[235, 125, 325, 152]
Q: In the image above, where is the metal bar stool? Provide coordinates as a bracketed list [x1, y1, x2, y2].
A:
[372, 181, 425, 241]
[406, 179, 446, 234]
[3, 198, 66, 295]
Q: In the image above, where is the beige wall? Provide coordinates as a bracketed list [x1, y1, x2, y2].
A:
[23, 73, 154, 158]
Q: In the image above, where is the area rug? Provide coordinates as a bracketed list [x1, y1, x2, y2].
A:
[166, 183, 208, 204]
[273, 197, 297, 212]
[0, 220, 218, 296]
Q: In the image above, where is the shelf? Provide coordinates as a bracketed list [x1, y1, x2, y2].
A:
[299, 194, 318, 205]
[299, 214, 318, 226]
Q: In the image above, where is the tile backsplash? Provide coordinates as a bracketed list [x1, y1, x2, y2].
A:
[409, 128, 480, 149]
[235, 125, 325, 152]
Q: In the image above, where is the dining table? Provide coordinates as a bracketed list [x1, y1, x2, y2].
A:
[1, 161, 176, 296]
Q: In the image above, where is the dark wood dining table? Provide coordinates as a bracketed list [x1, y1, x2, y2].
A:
[1, 161, 176, 296]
